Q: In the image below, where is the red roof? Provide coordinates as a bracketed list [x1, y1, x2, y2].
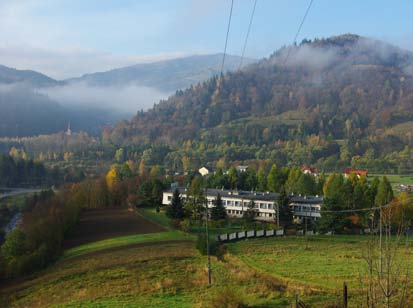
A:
[301, 166, 318, 174]
[344, 168, 367, 177]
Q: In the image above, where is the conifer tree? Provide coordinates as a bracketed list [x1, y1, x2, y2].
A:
[210, 194, 227, 220]
[166, 188, 185, 219]
[277, 187, 293, 227]
[243, 200, 257, 223]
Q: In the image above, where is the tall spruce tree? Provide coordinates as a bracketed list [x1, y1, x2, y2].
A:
[243, 200, 257, 223]
[210, 194, 227, 220]
[166, 188, 185, 219]
[277, 187, 293, 227]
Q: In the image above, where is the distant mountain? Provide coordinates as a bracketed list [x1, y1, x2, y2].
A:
[0, 65, 58, 87]
[0, 86, 123, 137]
[105, 34, 413, 171]
[65, 54, 257, 92]
[0, 54, 256, 137]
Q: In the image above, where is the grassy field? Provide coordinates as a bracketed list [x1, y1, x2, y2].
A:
[228, 235, 413, 305]
[5, 233, 413, 307]
[370, 173, 413, 184]
[1, 240, 308, 308]
[3, 207, 413, 307]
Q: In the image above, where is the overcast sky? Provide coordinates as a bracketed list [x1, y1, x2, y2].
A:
[1, 0, 413, 79]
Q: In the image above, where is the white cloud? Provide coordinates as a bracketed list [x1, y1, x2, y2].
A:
[0, 44, 192, 79]
[38, 82, 170, 113]
[0, 1, 190, 79]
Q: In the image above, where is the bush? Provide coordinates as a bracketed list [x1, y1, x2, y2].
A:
[179, 219, 191, 233]
[207, 288, 247, 308]
[169, 219, 182, 229]
[210, 219, 226, 229]
[195, 234, 219, 256]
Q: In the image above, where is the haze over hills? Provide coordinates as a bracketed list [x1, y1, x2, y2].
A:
[106, 34, 413, 170]
[65, 54, 256, 92]
[0, 65, 59, 88]
[0, 54, 256, 137]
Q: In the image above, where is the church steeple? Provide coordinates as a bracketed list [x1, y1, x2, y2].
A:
[66, 121, 72, 136]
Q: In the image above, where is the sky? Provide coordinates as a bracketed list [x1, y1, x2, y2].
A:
[1, 0, 413, 79]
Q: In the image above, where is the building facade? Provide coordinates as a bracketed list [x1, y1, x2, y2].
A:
[162, 188, 323, 222]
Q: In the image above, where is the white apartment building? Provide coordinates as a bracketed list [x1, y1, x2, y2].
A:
[162, 188, 323, 222]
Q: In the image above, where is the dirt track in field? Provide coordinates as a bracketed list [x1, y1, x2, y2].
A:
[63, 207, 165, 249]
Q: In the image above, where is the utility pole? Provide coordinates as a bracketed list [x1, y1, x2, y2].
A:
[379, 205, 383, 275]
[343, 282, 348, 308]
[276, 201, 280, 227]
[205, 188, 212, 285]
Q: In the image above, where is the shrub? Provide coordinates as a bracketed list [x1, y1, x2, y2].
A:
[169, 219, 182, 229]
[179, 219, 191, 233]
[207, 288, 247, 308]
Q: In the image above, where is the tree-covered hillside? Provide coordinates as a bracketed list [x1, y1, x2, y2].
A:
[104, 34, 413, 173]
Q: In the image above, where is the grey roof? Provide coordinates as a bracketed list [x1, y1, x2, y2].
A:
[165, 187, 323, 203]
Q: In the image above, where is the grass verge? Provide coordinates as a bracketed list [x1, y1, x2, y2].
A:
[63, 230, 193, 260]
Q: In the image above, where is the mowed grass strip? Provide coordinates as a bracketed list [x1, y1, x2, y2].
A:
[63, 230, 193, 259]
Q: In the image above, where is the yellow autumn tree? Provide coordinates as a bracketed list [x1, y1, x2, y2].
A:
[106, 166, 119, 191]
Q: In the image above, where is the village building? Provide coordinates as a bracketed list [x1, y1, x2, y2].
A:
[198, 166, 213, 177]
[343, 168, 368, 178]
[162, 188, 323, 222]
[301, 166, 319, 177]
[235, 165, 249, 173]
[65, 121, 72, 136]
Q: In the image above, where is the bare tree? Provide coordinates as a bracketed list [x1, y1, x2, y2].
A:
[359, 200, 410, 308]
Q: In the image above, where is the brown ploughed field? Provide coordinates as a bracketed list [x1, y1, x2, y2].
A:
[63, 207, 165, 249]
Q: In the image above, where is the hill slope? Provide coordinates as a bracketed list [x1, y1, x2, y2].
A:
[105, 34, 413, 171]
[66, 54, 256, 92]
[0, 54, 256, 137]
[0, 65, 58, 87]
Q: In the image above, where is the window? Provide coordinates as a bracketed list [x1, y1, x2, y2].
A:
[167, 196, 172, 201]
[268, 204, 273, 209]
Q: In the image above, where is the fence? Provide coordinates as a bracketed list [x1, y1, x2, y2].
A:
[217, 229, 285, 242]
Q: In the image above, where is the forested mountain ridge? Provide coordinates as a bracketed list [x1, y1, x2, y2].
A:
[0, 65, 59, 87]
[105, 34, 413, 172]
[65, 54, 256, 92]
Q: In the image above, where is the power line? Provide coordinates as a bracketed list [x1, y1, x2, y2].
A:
[220, 0, 235, 76]
[319, 196, 413, 214]
[282, 0, 315, 66]
[239, 0, 258, 70]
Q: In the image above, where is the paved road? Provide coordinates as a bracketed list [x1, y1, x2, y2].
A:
[0, 188, 42, 200]
[1, 187, 43, 234]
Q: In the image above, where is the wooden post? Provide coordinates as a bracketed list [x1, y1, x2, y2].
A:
[343, 282, 348, 308]
[205, 188, 212, 285]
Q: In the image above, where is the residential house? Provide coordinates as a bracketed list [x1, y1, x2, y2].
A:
[343, 168, 368, 178]
[198, 166, 213, 177]
[301, 166, 319, 177]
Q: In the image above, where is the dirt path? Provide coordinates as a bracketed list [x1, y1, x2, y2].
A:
[63, 207, 165, 249]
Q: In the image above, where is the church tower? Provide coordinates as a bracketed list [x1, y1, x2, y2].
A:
[66, 121, 72, 136]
